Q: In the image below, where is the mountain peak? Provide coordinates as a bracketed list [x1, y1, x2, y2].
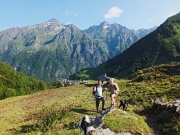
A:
[100, 21, 110, 27]
[43, 18, 62, 26]
[35, 19, 66, 33]
[100, 21, 109, 25]
[45, 19, 59, 24]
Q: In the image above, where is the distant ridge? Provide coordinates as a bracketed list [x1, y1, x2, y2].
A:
[0, 19, 155, 82]
[70, 12, 180, 79]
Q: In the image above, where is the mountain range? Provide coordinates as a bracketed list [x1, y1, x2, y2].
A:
[0, 19, 155, 82]
[71, 12, 180, 79]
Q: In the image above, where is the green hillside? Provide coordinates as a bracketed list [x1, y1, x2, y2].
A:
[70, 12, 180, 80]
[0, 62, 51, 100]
[0, 62, 179, 134]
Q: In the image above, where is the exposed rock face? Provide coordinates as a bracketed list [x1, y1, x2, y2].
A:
[167, 100, 180, 113]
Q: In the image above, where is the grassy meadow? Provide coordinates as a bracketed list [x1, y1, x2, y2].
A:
[0, 63, 180, 135]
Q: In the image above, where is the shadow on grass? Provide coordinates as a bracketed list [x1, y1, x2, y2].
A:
[133, 106, 163, 135]
[142, 107, 180, 135]
[84, 83, 95, 87]
[71, 108, 96, 114]
[12, 124, 36, 134]
[21, 124, 36, 133]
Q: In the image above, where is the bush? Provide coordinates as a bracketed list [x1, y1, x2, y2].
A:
[157, 112, 180, 134]
[136, 74, 146, 81]
[36, 104, 66, 133]
[2, 87, 16, 99]
[52, 81, 64, 88]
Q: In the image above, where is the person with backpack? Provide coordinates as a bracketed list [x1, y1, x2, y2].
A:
[108, 78, 119, 109]
[92, 80, 105, 113]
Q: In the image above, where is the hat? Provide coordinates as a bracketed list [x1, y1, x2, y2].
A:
[110, 78, 115, 80]
[86, 126, 95, 134]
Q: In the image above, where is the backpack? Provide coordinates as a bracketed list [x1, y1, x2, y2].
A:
[115, 83, 119, 90]
[113, 83, 119, 94]
[92, 85, 97, 95]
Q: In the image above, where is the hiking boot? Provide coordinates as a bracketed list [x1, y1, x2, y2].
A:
[101, 108, 106, 113]
[96, 108, 99, 113]
[110, 104, 114, 109]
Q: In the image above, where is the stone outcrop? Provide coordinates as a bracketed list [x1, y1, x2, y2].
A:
[153, 98, 167, 113]
[167, 100, 180, 113]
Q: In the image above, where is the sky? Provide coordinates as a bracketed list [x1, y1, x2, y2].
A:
[0, 0, 180, 31]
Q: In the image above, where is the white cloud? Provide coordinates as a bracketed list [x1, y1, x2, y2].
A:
[104, 7, 123, 19]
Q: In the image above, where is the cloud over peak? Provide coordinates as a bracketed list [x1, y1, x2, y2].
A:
[104, 6, 123, 19]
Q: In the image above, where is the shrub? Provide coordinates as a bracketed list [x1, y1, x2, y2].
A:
[52, 81, 64, 88]
[36, 104, 66, 133]
[157, 112, 180, 134]
[2, 87, 16, 99]
[136, 74, 146, 81]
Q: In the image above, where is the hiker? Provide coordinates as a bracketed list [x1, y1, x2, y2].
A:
[108, 78, 119, 108]
[93, 80, 105, 113]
